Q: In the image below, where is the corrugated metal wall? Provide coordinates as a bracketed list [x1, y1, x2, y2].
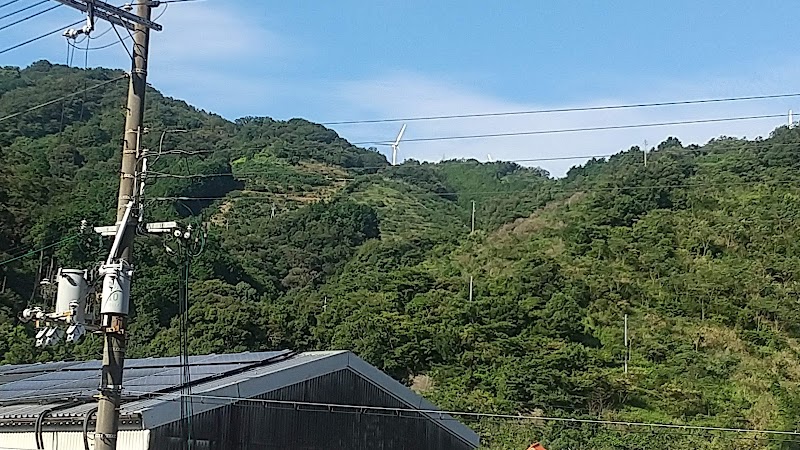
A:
[0, 430, 149, 450]
[149, 368, 475, 450]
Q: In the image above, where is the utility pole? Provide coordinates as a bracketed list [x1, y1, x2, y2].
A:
[643, 140, 648, 167]
[468, 276, 473, 302]
[96, 3, 153, 449]
[790, 110, 794, 129]
[50, 2, 162, 450]
[470, 201, 476, 234]
[624, 314, 629, 374]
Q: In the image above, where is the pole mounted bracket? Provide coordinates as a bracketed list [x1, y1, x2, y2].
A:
[53, 0, 163, 31]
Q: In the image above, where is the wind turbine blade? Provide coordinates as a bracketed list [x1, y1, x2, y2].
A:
[394, 124, 407, 146]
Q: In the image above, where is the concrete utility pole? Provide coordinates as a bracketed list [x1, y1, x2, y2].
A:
[643, 140, 648, 167]
[96, 4, 153, 450]
[51, 2, 162, 450]
[623, 314, 628, 374]
[471, 201, 476, 234]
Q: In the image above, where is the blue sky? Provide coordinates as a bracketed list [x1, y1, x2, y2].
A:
[3, 0, 800, 175]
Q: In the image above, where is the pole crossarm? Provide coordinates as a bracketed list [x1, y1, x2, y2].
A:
[52, 0, 162, 31]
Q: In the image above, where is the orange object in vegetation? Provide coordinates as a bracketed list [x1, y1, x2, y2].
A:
[527, 443, 547, 450]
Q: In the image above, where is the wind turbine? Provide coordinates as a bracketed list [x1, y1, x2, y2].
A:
[391, 124, 407, 165]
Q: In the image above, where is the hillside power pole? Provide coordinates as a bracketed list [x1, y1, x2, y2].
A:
[643, 140, 648, 167]
[471, 201, 476, 234]
[51, 2, 162, 450]
[623, 314, 628, 374]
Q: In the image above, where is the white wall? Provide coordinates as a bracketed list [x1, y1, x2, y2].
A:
[0, 430, 149, 450]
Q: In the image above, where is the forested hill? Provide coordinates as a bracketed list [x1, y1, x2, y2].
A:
[4, 62, 800, 449]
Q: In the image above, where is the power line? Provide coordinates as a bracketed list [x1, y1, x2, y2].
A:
[147, 178, 800, 203]
[0, 0, 50, 21]
[110, 22, 132, 59]
[67, 24, 125, 51]
[0, 3, 60, 31]
[0, 0, 185, 54]
[129, 0, 204, 3]
[205, 125, 798, 172]
[123, 390, 800, 438]
[69, 34, 126, 51]
[351, 113, 789, 146]
[0, 18, 83, 54]
[0, 74, 128, 123]
[0, 0, 24, 10]
[0, 235, 78, 267]
[322, 92, 800, 125]
[144, 141, 800, 179]
[0, 424, 793, 449]
[89, 23, 115, 39]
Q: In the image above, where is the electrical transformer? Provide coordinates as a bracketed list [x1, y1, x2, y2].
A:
[100, 262, 133, 316]
[54, 269, 88, 324]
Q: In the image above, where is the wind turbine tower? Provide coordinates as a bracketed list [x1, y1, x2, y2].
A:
[391, 124, 407, 165]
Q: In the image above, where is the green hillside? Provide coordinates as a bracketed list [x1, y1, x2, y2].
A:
[3, 62, 800, 449]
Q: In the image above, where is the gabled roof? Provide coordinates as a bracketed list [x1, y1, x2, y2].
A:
[0, 351, 479, 448]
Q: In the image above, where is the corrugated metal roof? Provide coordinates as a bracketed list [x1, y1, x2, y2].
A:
[0, 350, 479, 447]
[0, 350, 292, 404]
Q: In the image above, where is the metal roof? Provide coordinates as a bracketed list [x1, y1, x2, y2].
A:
[0, 351, 479, 447]
[0, 350, 292, 404]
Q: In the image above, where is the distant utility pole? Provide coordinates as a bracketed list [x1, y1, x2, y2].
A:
[624, 314, 629, 374]
[471, 201, 476, 234]
[790, 110, 794, 129]
[643, 140, 648, 167]
[469, 276, 474, 302]
[52, 2, 163, 450]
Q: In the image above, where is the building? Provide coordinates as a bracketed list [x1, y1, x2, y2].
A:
[0, 350, 479, 449]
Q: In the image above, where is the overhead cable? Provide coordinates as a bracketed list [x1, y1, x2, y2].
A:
[0, 0, 24, 10]
[0, 3, 59, 31]
[0, 235, 78, 267]
[0, 0, 49, 21]
[0, 18, 83, 54]
[322, 92, 800, 125]
[351, 113, 788, 146]
[123, 390, 800, 437]
[129, 0, 204, 3]
[0, 74, 128, 123]
[147, 179, 800, 203]
[146, 141, 800, 178]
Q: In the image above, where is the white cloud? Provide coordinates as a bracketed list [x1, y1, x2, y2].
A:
[143, 1, 302, 117]
[328, 72, 797, 177]
[3, 1, 299, 119]
[153, 3, 292, 64]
